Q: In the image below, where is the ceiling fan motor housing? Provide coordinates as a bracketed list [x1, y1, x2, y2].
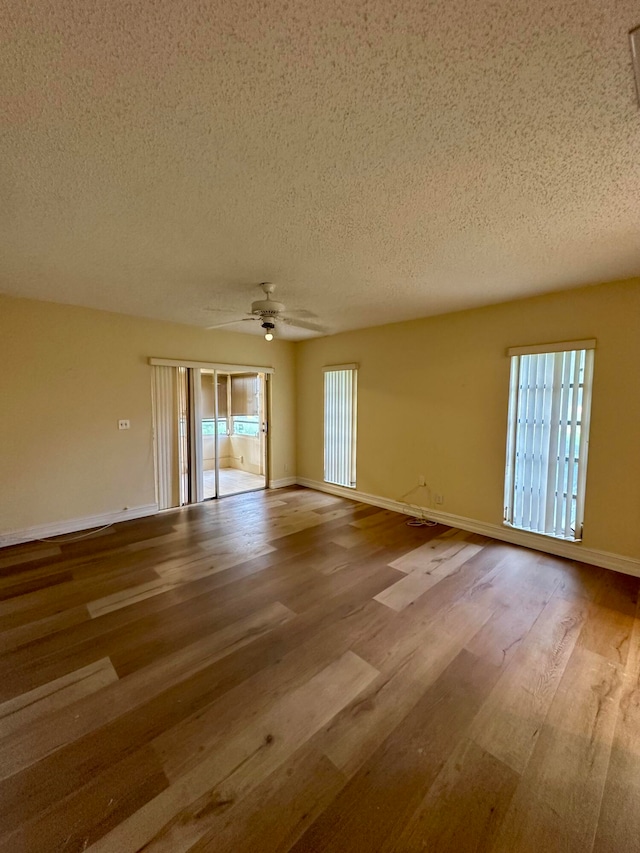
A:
[251, 299, 285, 316]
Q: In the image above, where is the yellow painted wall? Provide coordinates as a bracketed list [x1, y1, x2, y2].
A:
[228, 434, 264, 475]
[296, 278, 640, 560]
[0, 294, 295, 534]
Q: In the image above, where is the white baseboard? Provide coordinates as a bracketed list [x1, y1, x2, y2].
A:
[0, 503, 159, 548]
[269, 477, 298, 489]
[296, 478, 640, 578]
[5, 481, 638, 579]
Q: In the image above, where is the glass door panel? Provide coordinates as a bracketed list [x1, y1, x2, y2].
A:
[218, 372, 267, 497]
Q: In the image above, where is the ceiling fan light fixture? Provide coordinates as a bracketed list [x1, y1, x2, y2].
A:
[262, 319, 275, 341]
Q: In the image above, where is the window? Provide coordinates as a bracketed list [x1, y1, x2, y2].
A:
[504, 340, 595, 541]
[230, 375, 261, 437]
[201, 418, 228, 436]
[324, 364, 358, 488]
[232, 415, 260, 437]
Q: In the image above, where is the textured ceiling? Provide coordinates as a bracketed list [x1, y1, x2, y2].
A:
[1, 0, 640, 339]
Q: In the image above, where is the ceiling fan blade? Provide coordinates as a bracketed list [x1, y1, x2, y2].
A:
[279, 316, 328, 334]
[206, 317, 258, 330]
[283, 308, 318, 319]
[205, 307, 253, 315]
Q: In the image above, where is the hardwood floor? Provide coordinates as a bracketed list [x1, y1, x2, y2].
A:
[0, 486, 638, 852]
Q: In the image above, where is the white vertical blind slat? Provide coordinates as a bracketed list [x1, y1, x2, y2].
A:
[530, 355, 542, 530]
[538, 353, 554, 533]
[553, 352, 573, 536]
[503, 357, 520, 521]
[544, 354, 563, 534]
[574, 349, 594, 536]
[521, 355, 536, 528]
[564, 350, 582, 538]
[513, 357, 527, 526]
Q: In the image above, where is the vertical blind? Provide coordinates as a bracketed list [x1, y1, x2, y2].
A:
[504, 342, 595, 541]
[324, 365, 358, 488]
[151, 365, 181, 510]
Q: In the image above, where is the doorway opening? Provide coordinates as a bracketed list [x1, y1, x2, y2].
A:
[152, 363, 269, 509]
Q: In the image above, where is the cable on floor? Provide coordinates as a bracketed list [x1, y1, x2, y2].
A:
[35, 523, 114, 543]
[406, 516, 438, 527]
[397, 485, 439, 528]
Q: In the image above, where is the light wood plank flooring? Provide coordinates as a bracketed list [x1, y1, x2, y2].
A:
[203, 468, 266, 498]
[0, 487, 638, 852]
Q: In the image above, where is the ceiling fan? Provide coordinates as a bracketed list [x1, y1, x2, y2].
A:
[206, 282, 327, 341]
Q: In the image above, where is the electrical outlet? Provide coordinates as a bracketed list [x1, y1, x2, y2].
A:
[434, 493, 444, 505]
[284, 463, 289, 473]
[118, 419, 130, 430]
[418, 474, 426, 487]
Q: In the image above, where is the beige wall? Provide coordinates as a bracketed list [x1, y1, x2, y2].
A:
[228, 434, 264, 475]
[296, 278, 640, 561]
[202, 435, 263, 474]
[0, 294, 295, 535]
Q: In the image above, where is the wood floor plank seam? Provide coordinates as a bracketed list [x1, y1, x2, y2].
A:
[374, 540, 486, 611]
[0, 657, 119, 737]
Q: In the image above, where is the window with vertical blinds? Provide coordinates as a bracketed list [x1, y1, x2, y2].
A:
[324, 365, 357, 488]
[504, 340, 595, 541]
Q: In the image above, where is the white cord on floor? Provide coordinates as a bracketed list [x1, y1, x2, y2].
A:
[406, 516, 438, 527]
[397, 484, 438, 528]
[35, 523, 114, 543]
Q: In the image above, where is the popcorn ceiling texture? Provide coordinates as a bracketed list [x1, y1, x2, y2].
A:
[1, 0, 639, 338]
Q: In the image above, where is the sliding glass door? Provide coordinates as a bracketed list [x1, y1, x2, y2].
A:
[152, 363, 268, 508]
